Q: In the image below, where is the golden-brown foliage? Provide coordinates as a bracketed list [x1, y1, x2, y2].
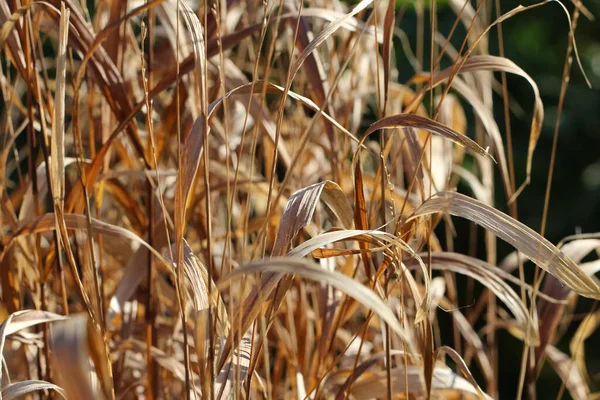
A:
[0, 0, 598, 399]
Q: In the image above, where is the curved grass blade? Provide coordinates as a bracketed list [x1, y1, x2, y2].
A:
[434, 346, 491, 400]
[0, 309, 68, 384]
[0, 5, 29, 50]
[412, 56, 542, 197]
[273, 181, 353, 256]
[289, 0, 374, 83]
[1, 380, 66, 400]
[364, 114, 494, 160]
[407, 252, 539, 345]
[409, 192, 600, 299]
[345, 363, 491, 400]
[218, 257, 417, 356]
[569, 309, 600, 390]
[217, 181, 355, 373]
[545, 345, 589, 400]
[1, 213, 170, 270]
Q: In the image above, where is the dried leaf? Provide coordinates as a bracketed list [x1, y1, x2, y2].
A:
[412, 55, 542, 194]
[1, 380, 66, 400]
[286, 8, 382, 42]
[407, 252, 539, 345]
[0, 5, 29, 52]
[569, 309, 600, 388]
[289, 228, 430, 318]
[545, 345, 589, 400]
[219, 257, 417, 356]
[0, 3, 26, 69]
[2, 213, 169, 271]
[0, 310, 66, 340]
[215, 329, 252, 400]
[320, 182, 355, 231]
[286, 1, 337, 157]
[166, 240, 230, 385]
[273, 181, 353, 256]
[174, 117, 206, 255]
[347, 363, 492, 400]
[444, 77, 510, 198]
[533, 239, 600, 374]
[49, 3, 69, 206]
[0, 309, 67, 384]
[410, 192, 600, 299]
[179, 1, 207, 119]
[218, 181, 354, 372]
[365, 114, 494, 159]
[289, 0, 374, 83]
[435, 346, 490, 400]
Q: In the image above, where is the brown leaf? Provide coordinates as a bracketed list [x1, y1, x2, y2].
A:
[1, 380, 66, 400]
[215, 329, 252, 400]
[412, 55, 542, 195]
[289, 0, 374, 83]
[569, 309, 600, 389]
[286, 1, 338, 160]
[533, 239, 600, 374]
[217, 181, 354, 373]
[273, 181, 352, 256]
[49, 3, 69, 207]
[346, 363, 492, 400]
[0, 311, 66, 374]
[382, 0, 396, 114]
[354, 158, 374, 277]
[218, 257, 417, 356]
[2, 213, 169, 270]
[365, 114, 494, 159]
[407, 252, 539, 345]
[410, 192, 600, 300]
[545, 345, 589, 400]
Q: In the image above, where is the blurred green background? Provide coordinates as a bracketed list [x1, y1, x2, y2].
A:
[393, 0, 600, 397]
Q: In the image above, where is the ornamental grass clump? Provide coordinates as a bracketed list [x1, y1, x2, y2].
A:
[0, 0, 598, 398]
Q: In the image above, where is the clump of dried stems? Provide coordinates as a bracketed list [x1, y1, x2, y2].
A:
[0, 0, 598, 399]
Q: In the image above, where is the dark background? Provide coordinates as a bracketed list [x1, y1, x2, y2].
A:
[393, 0, 600, 397]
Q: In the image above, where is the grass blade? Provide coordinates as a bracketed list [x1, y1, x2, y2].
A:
[410, 192, 600, 300]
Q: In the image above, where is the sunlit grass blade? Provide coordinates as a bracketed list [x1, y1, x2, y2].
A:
[410, 192, 600, 300]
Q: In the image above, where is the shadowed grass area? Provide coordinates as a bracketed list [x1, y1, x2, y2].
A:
[0, 0, 598, 399]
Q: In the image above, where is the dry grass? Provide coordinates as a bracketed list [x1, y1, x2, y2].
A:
[0, 0, 598, 399]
